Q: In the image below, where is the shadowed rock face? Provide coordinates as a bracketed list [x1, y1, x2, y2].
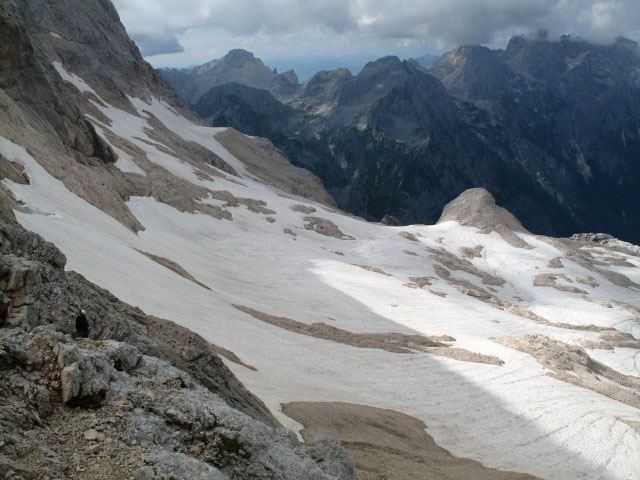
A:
[166, 36, 640, 243]
[0, 0, 117, 165]
[214, 128, 336, 207]
[15, 0, 185, 110]
[431, 35, 640, 243]
[184, 55, 564, 235]
[167, 51, 571, 235]
[192, 82, 298, 142]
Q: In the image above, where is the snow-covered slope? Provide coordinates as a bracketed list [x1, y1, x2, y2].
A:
[2, 58, 639, 479]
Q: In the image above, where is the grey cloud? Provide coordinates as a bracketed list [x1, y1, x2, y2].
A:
[360, 0, 557, 44]
[113, 0, 640, 51]
[357, 0, 640, 45]
[114, 0, 357, 37]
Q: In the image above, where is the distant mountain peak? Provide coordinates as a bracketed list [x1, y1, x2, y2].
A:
[364, 55, 403, 69]
[276, 69, 299, 85]
[223, 48, 260, 64]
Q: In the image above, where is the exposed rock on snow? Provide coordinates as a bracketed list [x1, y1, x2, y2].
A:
[303, 216, 355, 240]
[233, 304, 451, 354]
[399, 231, 420, 242]
[232, 304, 502, 364]
[570, 233, 640, 256]
[579, 330, 640, 350]
[432, 263, 630, 336]
[380, 214, 401, 226]
[459, 245, 483, 258]
[137, 250, 211, 290]
[620, 419, 640, 434]
[428, 246, 505, 286]
[546, 257, 564, 269]
[494, 335, 640, 409]
[215, 129, 335, 206]
[405, 276, 436, 288]
[291, 205, 317, 214]
[545, 237, 640, 290]
[616, 302, 640, 322]
[438, 188, 532, 249]
[533, 273, 588, 294]
[353, 264, 393, 277]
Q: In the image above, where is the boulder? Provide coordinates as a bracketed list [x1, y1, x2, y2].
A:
[134, 452, 229, 480]
[61, 362, 80, 404]
[97, 340, 141, 372]
[60, 348, 114, 406]
[76, 350, 114, 400]
[299, 435, 359, 480]
[56, 342, 78, 368]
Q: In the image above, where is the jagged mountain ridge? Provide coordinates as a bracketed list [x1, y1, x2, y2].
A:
[186, 54, 565, 236]
[161, 49, 299, 106]
[431, 35, 640, 244]
[168, 38, 640, 243]
[1, 1, 640, 479]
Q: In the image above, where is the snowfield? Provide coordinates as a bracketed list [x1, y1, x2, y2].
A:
[2, 64, 640, 480]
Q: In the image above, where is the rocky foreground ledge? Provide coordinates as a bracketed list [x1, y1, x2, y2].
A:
[0, 219, 357, 480]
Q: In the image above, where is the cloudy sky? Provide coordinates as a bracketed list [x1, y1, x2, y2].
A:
[112, 0, 640, 69]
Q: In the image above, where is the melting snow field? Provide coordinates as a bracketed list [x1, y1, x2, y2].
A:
[2, 64, 640, 480]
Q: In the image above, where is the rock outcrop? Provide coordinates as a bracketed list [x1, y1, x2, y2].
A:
[437, 188, 532, 248]
[0, 218, 358, 479]
[431, 35, 640, 243]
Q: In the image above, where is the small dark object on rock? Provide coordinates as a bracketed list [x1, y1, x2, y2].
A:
[76, 309, 89, 338]
[380, 215, 401, 226]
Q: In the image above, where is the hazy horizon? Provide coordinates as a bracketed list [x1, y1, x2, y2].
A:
[112, 0, 640, 72]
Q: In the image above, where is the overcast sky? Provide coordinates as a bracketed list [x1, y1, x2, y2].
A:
[112, 0, 640, 68]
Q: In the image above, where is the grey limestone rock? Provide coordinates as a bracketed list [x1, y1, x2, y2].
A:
[0, 216, 357, 479]
[134, 452, 230, 480]
[60, 362, 80, 403]
[437, 188, 532, 249]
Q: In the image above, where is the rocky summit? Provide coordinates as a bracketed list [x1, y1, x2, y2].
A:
[1, 1, 640, 480]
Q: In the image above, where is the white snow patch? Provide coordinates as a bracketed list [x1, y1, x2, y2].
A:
[52, 61, 98, 97]
[90, 122, 147, 176]
[113, 147, 146, 176]
[575, 146, 593, 182]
